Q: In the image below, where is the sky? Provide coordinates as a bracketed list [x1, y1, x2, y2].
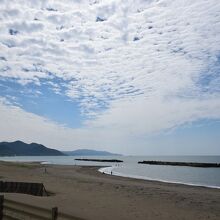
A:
[0, 0, 220, 155]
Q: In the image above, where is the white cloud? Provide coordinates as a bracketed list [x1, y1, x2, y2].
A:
[0, 0, 220, 153]
[0, 97, 88, 149]
[1, 96, 219, 154]
[85, 96, 220, 135]
[0, 97, 134, 152]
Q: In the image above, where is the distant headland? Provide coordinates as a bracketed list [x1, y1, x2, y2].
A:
[0, 140, 121, 157]
[0, 141, 64, 156]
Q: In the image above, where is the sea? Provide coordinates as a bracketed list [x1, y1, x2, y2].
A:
[0, 155, 220, 189]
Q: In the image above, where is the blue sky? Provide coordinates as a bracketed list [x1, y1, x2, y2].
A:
[0, 0, 220, 154]
[0, 79, 83, 127]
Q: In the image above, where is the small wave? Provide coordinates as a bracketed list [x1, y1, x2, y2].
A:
[98, 166, 220, 189]
[41, 161, 51, 165]
[98, 166, 113, 174]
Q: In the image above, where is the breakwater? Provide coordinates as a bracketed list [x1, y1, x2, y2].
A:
[138, 161, 220, 168]
[75, 159, 123, 163]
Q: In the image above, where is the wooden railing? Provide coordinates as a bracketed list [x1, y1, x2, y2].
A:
[0, 195, 83, 220]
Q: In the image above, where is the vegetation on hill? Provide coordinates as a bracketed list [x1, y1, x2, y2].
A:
[0, 141, 65, 156]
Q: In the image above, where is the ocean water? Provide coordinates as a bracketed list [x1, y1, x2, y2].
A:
[0, 155, 220, 188]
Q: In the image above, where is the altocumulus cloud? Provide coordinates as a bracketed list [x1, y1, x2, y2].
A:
[0, 0, 220, 152]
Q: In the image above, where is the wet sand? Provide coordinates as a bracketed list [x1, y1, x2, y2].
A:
[0, 161, 219, 220]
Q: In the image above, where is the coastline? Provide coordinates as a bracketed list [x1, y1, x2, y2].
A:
[98, 166, 220, 189]
[2, 155, 219, 189]
[0, 161, 220, 220]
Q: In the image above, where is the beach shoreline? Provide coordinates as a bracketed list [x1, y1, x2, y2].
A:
[0, 161, 219, 220]
[98, 166, 220, 189]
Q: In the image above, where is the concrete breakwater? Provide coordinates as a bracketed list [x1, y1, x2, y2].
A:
[75, 159, 123, 163]
[138, 161, 220, 168]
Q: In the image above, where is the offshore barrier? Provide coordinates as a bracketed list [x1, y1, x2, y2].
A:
[138, 161, 220, 168]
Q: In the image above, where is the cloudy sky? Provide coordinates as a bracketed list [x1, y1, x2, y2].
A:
[0, 0, 220, 155]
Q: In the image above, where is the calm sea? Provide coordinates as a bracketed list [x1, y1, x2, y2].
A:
[0, 155, 220, 188]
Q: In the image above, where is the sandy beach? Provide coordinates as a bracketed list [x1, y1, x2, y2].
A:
[0, 161, 219, 220]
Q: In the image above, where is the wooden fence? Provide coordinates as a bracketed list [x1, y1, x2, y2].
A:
[0, 195, 83, 220]
[0, 181, 47, 197]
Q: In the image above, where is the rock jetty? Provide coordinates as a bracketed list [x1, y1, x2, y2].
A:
[75, 159, 123, 163]
[138, 161, 220, 168]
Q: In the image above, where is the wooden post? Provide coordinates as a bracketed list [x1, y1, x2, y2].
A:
[0, 195, 4, 220]
[52, 207, 58, 220]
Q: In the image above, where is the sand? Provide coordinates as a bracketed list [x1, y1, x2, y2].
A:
[0, 161, 219, 220]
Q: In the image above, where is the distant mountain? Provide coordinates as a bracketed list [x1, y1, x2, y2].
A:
[63, 149, 121, 156]
[0, 141, 65, 156]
